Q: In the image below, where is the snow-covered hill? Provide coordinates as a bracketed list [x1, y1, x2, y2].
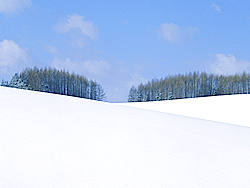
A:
[1, 86, 250, 187]
[120, 94, 250, 127]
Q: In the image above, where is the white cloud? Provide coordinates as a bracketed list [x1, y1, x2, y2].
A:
[44, 45, 60, 55]
[0, 0, 31, 14]
[0, 39, 30, 78]
[125, 73, 146, 88]
[51, 57, 110, 77]
[56, 13, 97, 40]
[159, 23, 199, 44]
[211, 3, 221, 12]
[210, 53, 250, 75]
[82, 60, 110, 75]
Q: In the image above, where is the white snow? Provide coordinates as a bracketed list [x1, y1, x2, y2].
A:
[1, 86, 250, 187]
[120, 94, 250, 127]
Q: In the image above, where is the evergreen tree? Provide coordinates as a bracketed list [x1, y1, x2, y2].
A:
[128, 86, 137, 102]
[96, 84, 107, 101]
[4, 67, 107, 101]
[167, 91, 173, 100]
[137, 93, 143, 102]
[9, 73, 31, 89]
[128, 71, 250, 102]
[155, 92, 162, 101]
[1, 79, 5, 86]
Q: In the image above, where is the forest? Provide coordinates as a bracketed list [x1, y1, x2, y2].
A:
[1, 67, 107, 101]
[128, 71, 250, 102]
[2, 68, 250, 103]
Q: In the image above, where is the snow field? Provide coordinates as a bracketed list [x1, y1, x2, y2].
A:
[0, 86, 250, 187]
[120, 94, 250, 127]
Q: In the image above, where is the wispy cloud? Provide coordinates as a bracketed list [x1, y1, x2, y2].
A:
[0, 39, 31, 78]
[211, 3, 221, 12]
[0, 0, 31, 14]
[51, 57, 110, 77]
[44, 45, 60, 55]
[55, 13, 97, 40]
[82, 60, 110, 76]
[210, 53, 250, 75]
[159, 23, 199, 44]
[122, 20, 129, 25]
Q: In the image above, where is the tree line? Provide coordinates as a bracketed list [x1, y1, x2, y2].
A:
[1, 67, 107, 101]
[128, 71, 250, 102]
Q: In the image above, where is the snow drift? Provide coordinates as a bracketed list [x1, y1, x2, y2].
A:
[0, 86, 250, 187]
[121, 94, 250, 127]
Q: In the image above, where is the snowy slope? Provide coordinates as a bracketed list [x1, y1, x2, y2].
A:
[120, 94, 250, 127]
[1, 86, 250, 187]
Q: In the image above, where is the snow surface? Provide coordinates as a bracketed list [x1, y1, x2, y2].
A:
[1, 86, 250, 187]
[120, 94, 250, 127]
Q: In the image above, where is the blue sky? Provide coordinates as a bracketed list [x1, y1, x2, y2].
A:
[1, 0, 250, 102]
